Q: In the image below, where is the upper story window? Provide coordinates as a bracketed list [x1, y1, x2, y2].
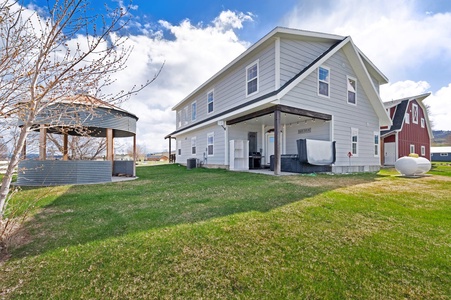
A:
[177, 111, 182, 128]
[184, 106, 189, 125]
[412, 103, 419, 124]
[347, 76, 357, 105]
[207, 90, 214, 113]
[351, 127, 358, 156]
[405, 113, 410, 124]
[207, 132, 214, 156]
[246, 60, 259, 96]
[318, 66, 330, 97]
[421, 118, 425, 128]
[191, 101, 197, 121]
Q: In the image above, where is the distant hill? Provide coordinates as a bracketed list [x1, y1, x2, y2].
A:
[432, 130, 451, 146]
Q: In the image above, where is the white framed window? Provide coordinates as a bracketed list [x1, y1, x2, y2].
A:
[351, 128, 358, 156]
[412, 103, 419, 124]
[405, 113, 410, 124]
[246, 60, 259, 96]
[177, 111, 182, 128]
[421, 145, 425, 156]
[191, 137, 196, 155]
[318, 66, 330, 97]
[207, 132, 214, 156]
[177, 140, 182, 156]
[421, 118, 425, 128]
[374, 131, 379, 156]
[347, 76, 357, 105]
[410, 144, 415, 154]
[191, 101, 197, 121]
[207, 90, 214, 114]
[184, 107, 189, 125]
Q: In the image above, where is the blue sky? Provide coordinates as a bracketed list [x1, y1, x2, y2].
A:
[23, 0, 451, 151]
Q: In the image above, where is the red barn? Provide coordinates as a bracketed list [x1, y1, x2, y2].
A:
[380, 93, 433, 165]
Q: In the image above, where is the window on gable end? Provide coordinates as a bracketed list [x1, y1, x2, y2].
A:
[246, 60, 259, 96]
[347, 76, 357, 104]
[405, 112, 410, 124]
[177, 111, 181, 128]
[318, 66, 330, 97]
[412, 103, 419, 124]
[421, 118, 425, 128]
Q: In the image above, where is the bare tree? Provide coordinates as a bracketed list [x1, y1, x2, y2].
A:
[0, 0, 159, 217]
[46, 133, 106, 160]
[128, 144, 146, 161]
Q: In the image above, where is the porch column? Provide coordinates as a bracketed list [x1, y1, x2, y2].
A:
[274, 109, 281, 175]
[168, 136, 172, 163]
[39, 124, 47, 160]
[63, 132, 69, 161]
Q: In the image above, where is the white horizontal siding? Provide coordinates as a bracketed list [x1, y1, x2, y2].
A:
[280, 39, 335, 86]
[284, 122, 331, 153]
[175, 125, 226, 166]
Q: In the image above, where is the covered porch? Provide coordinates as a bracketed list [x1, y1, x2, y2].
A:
[224, 104, 334, 175]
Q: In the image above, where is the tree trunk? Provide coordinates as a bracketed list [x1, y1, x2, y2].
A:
[0, 126, 29, 219]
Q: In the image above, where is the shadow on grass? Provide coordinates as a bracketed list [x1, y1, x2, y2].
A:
[10, 164, 380, 258]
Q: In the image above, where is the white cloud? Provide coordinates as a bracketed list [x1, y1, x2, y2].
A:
[285, 0, 451, 131]
[107, 11, 252, 152]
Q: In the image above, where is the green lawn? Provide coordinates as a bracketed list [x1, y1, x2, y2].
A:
[1, 164, 450, 299]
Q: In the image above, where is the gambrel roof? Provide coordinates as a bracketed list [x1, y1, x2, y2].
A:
[381, 92, 432, 137]
[168, 27, 391, 137]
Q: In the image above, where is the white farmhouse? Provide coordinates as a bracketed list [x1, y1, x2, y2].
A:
[166, 27, 391, 174]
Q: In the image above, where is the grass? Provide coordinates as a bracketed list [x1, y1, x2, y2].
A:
[0, 164, 450, 299]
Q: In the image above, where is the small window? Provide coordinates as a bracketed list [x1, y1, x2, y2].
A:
[351, 128, 358, 156]
[421, 146, 425, 156]
[183, 107, 189, 125]
[412, 103, 419, 124]
[318, 66, 330, 97]
[177, 111, 182, 128]
[374, 132, 379, 156]
[191, 137, 196, 155]
[246, 61, 259, 96]
[207, 132, 214, 156]
[421, 118, 425, 128]
[410, 144, 415, 154]
[177, 140, 181, 156]
[207, 90, 214, 113]
[191, 102, 197, 121]
[405, 113, 410, 124]
[347, 76, 357, 105]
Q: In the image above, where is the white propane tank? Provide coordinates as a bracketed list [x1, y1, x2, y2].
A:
[395, 156, 431, 176]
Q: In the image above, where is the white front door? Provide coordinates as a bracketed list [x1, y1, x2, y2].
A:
[265, 132, 284, 164]
[384, 142, 396, 165]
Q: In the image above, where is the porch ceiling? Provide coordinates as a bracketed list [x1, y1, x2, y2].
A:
[225, 104, 332, 127]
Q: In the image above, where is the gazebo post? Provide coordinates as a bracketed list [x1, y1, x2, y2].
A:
[106, 128, 114, 176]
[168, 136, 172, 163]
[39, 124, 47, 160]
[133, 134, 137, 176]
[63, 131, 69, 161]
